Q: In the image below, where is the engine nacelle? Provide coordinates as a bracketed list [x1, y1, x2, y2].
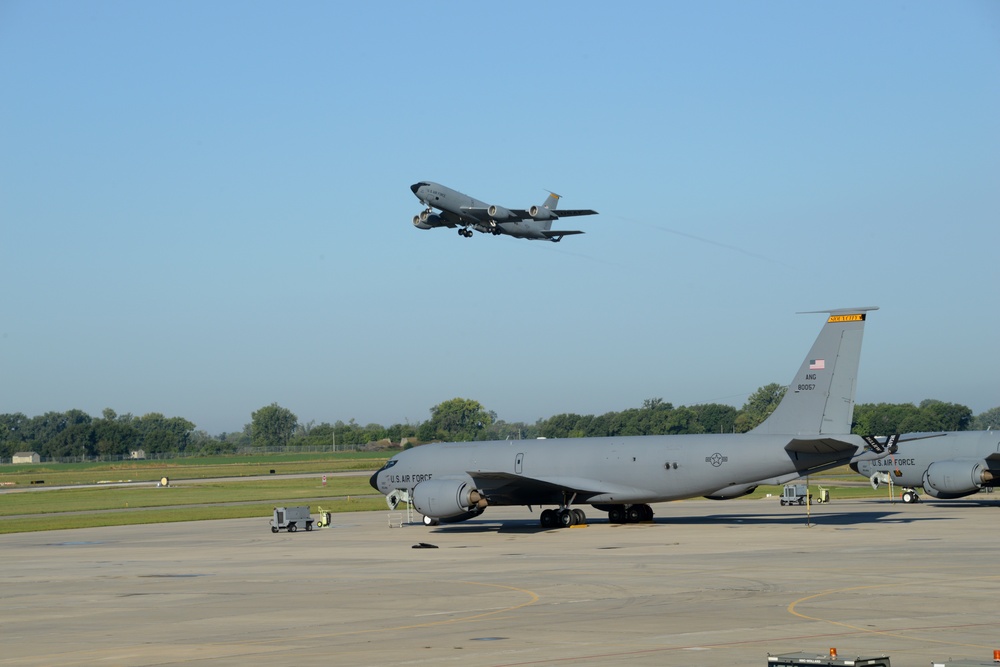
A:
[411, 478, 487, 519]
[487, 204, 514, 221]
[921, 460, 995, 499]
[528, 205, 555, 221]
[704, 483, 758, 500]
[413, 213, 444, 230]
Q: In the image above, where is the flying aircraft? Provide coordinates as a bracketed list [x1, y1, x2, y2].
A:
[370, 307, 895, 528]
[410, 181, 597, 241]
[852, 430, 1000, 503]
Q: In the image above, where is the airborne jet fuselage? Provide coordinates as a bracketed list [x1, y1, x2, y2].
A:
[371, 308, 895, 528]
[410, 181, 597, 242]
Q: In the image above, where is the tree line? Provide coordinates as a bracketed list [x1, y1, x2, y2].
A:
[2, 390, 998, 461]
[0, 394, 1000, 460]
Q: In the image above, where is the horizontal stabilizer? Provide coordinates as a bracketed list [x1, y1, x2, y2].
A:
[541, 230, 584, 238]
[784, 436, 865, 455]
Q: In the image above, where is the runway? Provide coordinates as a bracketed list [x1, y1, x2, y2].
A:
[1, 498, 997, 666]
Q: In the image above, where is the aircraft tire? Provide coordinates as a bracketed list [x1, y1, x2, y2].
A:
[627, 506, 643, 523]
[558, 510, 574, 528]
[572, 508, 586, 525]
[608, 507, 625, 524]
[540, 509, 557, 528]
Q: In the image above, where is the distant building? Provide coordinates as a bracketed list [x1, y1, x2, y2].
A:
[129, 449, 146, 460]
[13, 452, 40, 464]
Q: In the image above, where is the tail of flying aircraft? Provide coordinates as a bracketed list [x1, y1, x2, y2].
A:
[541, 191, 561, 211]
[751, 307, 878, 436]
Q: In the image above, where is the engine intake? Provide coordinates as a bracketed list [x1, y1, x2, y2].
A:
[528, 205, 555, 221]
[487, 204, 514, 221]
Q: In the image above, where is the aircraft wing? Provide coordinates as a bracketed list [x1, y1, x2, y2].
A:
[547, 209, 598, 217]
[469, 471, 642, 505]
[432, 210, 468, 227]
[507, 208, 598, 219]
[460, 207, 527, 222]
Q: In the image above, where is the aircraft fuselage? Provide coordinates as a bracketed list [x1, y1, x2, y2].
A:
[410, 181, 593, 242]
[853, 430, 1000, 501]
[372, 432, 873, 507]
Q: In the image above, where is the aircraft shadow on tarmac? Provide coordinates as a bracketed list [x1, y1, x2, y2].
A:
[422, 508, 957, 534]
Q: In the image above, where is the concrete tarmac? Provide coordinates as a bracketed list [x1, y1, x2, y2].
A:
[1, 498, 998, 667]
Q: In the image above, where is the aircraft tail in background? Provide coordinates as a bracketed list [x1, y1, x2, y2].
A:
[751, 307, 878, 436]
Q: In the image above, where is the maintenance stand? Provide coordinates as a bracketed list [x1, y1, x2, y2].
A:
[767, 650, 890, 666]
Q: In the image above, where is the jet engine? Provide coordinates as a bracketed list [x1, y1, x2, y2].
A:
[413, 213, 444, 230]
[921, 460, 995, 499]
[411, 478, 487, 519]
[487, 204, 514, 221]
[703, 483, 758, 500]
[528, 205, 555, 220]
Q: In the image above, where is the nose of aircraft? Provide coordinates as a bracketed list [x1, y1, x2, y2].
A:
[410, 183, 421, 195]
[369, 470, 380, 490]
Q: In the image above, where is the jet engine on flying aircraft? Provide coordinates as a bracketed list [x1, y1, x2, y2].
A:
[487, 204, 514, 221]
[411, 477, 488, 520]
[921, 460, 996, 499]
[528, 204, 555, 220]
[413, 213, 446, 230]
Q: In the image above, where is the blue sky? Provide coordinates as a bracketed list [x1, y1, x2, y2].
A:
[2, 2, 998, 435]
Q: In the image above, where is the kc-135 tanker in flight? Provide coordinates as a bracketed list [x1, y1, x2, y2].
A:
[410, 181, 598, 242]
[371, 308, 896, 528]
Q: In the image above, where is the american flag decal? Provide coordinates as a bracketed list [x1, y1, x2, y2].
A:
[809, 359, 825, 370]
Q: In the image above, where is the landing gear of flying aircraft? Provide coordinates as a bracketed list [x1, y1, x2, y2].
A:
[458, 228, 473, 238]
[606, 504, 654, 524]
[901, 488, 920, 503]
[539, 508, 587, 528]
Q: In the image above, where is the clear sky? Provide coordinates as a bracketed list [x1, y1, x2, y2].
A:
[2, 2, 998, 435]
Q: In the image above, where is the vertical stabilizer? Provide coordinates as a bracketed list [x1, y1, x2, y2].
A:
[541, 191, 561, 211]
[751, 307, 877, 436]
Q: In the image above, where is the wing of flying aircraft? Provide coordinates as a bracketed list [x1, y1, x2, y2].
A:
[371, 307, 895, 529]
[410, 181, 597, 242]
[852, 430, 1000, 503]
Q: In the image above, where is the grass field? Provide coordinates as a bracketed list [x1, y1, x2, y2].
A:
[0, 454, 892, 534]
[0, 453, 387, 534]
[0, 451, 387, 487]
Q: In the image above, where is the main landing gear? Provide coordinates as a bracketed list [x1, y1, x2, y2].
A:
[606, 504, 654, 524]
[540, 507, 586, 528]
[458, 228, 473, 237]
[900, 488, 920, 503]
